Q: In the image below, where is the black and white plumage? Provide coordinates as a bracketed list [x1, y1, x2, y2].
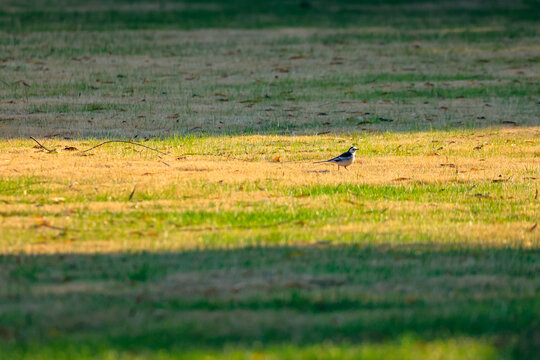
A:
[314, 146, 358, 170]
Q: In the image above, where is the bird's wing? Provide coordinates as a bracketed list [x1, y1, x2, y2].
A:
[314, 151, 352, 163]
[335, 151, 352, 159]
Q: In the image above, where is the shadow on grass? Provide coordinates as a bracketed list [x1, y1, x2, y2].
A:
[1, 244, 538, 358]
[1, 0, 539, 32]
[1, 1, 538, 140]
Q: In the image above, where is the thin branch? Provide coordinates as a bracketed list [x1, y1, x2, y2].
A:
[80, 140, 168, 155]
[176, 220, 296, 232]
[42, 223, 68, 231]
[30, 137, 168, 156]
[128, 186, 136, 201]
[13, 79, 31, 87]
[29, 136, 56, 153]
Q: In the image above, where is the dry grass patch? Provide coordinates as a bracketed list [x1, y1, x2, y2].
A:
[0, 128, 538, 254]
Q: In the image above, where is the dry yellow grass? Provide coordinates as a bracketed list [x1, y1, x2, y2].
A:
[1, 128, 538, 185]
[1, 128, 538, 254]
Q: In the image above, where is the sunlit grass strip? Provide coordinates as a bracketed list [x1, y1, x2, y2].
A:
[1, 337, 498, 360]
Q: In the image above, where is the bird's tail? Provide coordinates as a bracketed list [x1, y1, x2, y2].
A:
[313, 159, 332, 164]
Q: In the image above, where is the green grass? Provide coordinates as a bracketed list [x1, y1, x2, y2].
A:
[1, 0, 539, 32]
[1, 4, 538, 138]
[2, 338, 500, 360]
[0, 245, 538, 359]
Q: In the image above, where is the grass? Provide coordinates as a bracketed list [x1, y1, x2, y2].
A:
[3, 339, 500, 360]
[0, 132, 538, 359]
[1, 26, 538, 137]
[1, 0, 539, 359]
[1, 0, 539, 32]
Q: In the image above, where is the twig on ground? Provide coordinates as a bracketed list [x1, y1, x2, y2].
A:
[13, 80, 31, 87]
[128, 186, 136, 201]
[42, 223, 67, 231]
[29, 137, 56, 153]
[30, 137, 168, 156]
[176, 220, 297, 232]
[81, 140, 168, 155]
[34, 220, 75, 232]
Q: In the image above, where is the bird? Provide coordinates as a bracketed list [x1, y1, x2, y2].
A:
[314, 146, 358, 170]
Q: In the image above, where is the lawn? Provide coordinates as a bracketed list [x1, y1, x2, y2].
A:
[0, 1, 539, 359]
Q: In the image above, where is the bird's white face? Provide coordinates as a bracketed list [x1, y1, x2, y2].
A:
[349, 146, 358, 153]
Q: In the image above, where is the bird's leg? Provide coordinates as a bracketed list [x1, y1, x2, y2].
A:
[344, 166, 349, 170]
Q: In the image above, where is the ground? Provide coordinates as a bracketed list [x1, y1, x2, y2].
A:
[0, 1, 539, 359]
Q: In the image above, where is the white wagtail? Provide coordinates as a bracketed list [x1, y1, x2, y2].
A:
[314, 146, 358, 170]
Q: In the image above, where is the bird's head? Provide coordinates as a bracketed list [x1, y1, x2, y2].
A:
[349, 146, 358, 153]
